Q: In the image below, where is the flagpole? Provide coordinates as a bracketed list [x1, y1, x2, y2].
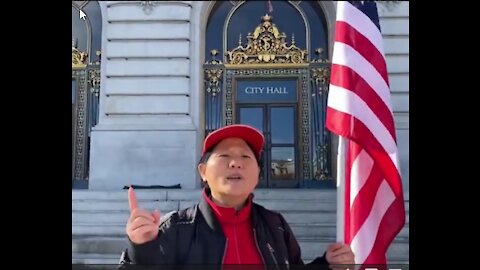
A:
[336, 136, 346, 243]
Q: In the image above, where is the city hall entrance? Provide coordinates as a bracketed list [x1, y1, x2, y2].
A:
[235, 80, 299, 188]
[203, 1, 335, 188]
[237, 104, 298, 187]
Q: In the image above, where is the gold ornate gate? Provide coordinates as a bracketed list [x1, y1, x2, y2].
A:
[72, 41, 100, 188]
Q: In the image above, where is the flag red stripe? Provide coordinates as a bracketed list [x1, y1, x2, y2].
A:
[362, 198, 406, 264]
[344, 141, 364, 243]
[348, 156, 385, 241]
[326, 107, 403, 196]
[334, 21, 389, 85]
[330, 64, 396, 140]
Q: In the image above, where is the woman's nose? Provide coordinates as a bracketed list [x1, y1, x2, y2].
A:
[229, 158, 243, 169]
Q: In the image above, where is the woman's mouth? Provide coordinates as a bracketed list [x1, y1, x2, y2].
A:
[226, 174, 243, 181]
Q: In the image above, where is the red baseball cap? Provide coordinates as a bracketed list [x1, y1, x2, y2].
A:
[202, 124, 264, 159]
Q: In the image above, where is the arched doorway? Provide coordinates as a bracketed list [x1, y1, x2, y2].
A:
[203, 1, 334, 188]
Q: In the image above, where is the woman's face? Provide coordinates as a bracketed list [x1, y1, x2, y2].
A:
[198, 137, 260, 202]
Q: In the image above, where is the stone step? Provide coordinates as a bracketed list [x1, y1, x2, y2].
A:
[72, 189, 339, 201]
[73, 194, 409, 215]
[72, 190, 409, 264]
[73, 210, 409, 228]
[72, 190, 408, 207]
[72, 254, 409, 266]
[72, 190, 168, 201]
[73, 237, 127, 254]
[73, 200, 180, 212]
[73, 222, 409, 240]
[73, 199, 338, 212]
[72, 237, 408, 263]
[73, 211, 338, 225]
[73, 224, 126, 236]
[72, 253, 120, 265]
[72, 223, 338, 238]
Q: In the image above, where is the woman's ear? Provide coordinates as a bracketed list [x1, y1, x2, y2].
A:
[198, 163, 207, 182]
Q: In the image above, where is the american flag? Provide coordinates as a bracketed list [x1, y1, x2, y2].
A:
[326, 1, 406, 265]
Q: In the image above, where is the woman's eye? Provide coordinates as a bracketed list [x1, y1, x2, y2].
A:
[219, 154, 229, 157]
[242, 155, 252, 159]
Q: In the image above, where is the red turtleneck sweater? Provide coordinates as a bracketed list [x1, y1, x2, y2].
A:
[203, 190, 264, 265]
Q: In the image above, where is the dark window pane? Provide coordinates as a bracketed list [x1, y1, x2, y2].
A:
[84, 1, 102, 63]
[299, 1, 328, 58]
[72, 80, 76, 103]
[206, 1, 231, 58]
[72, 1, 102, 64]
[271, 147, 295, 180]
[206, 0, 328, 62]
[227, 1, 306, 56]
[271, 107, 294, 144]
[239, 107, 263, 133]
[72, 5, 88, 53]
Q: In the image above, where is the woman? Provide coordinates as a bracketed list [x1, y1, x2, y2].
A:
[122, 124, 354, 269]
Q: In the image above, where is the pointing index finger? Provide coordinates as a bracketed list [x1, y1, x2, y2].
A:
[128, 186, 139, 211]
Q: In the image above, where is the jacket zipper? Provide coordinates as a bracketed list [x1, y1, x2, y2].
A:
[221, 238, 228, 265]
[253, 228, 267, 267]
[234, 214, 241, 264]
[267, 242, 280, 270]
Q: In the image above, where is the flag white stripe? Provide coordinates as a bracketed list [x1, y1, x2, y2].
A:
[350, 179, 395, 264]
[336, 1, 385, 56]
[327, 84, 399, 161]
[350, 149, 374, 207]
[331, 42, 392, 112]
[389, 152, 401, 174]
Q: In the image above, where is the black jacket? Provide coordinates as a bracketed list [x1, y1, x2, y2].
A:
[122, 189, 328, 270]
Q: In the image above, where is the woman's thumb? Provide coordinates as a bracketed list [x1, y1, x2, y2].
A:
[152, 210, 161, 225]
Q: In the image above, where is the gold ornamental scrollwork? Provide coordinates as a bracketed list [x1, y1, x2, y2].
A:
[72, 39, 88, 69]
[89, 69, 101, 97]
[311, 67, 330, 94]
[204, 49, 224, 97]
[205, 69, 223, 97]
[310, 48, 331, 95]
[225, 14, 307, 65]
